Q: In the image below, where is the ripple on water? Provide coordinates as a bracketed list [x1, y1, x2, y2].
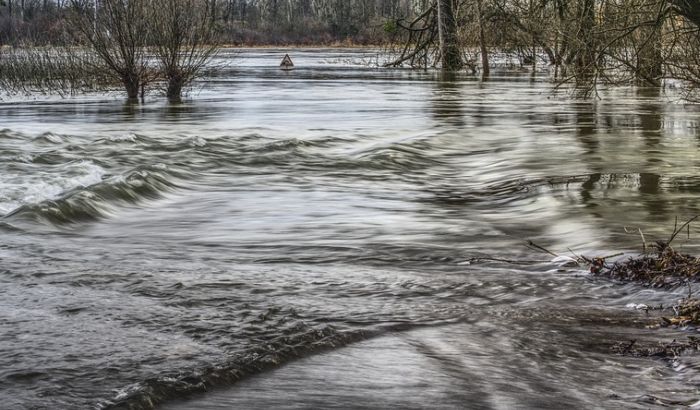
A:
[3, 51, 700, 409]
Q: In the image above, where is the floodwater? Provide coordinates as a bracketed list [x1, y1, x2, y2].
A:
[2, 49, 700, 409]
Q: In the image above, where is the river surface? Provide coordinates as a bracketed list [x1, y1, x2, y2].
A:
[2, 49, 700, 409]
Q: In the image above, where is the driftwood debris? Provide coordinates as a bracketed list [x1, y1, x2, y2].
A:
[568, 217, 700, 361]
[589, 217, 700, 287]
[612, 337, 700, 359]
[526, 217, 700, 360]
[592, 245, 700, 287]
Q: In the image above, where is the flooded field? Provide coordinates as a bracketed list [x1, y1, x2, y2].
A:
[2, 49, 700, 409]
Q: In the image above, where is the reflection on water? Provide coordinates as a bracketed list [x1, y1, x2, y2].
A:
[2, 49, 700, 409]
[431, 75, 466, 128]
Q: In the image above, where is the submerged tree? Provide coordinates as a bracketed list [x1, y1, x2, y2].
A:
[7, 0, 700, 102]
[151, 0, 221, 102]
[66, 0, 220, 102]
[383, 3, 439, 68]
[69, 0, 153, 101]
[384, 0, 465, 70]
[475, 0, 489, 77]
[437, 0, 462, 70]
[559, 0, 699, 96]
[664, 1, 700, 100]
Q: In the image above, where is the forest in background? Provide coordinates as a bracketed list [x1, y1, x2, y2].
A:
[0, 0, 428, 45]
[1, 0, 700, 102]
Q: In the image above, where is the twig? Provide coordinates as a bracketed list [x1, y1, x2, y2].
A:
[668, 215, 699, 246]
[624, 226, 648, 253]
[600, 252, 624, 259]
[567, 247, 582, 260]
[465, 257, 548, 265]
[688, 281, 693, 298]
[526, 240, 559, 258]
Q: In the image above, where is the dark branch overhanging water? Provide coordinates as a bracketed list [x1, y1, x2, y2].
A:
[2, 49, 700, 409]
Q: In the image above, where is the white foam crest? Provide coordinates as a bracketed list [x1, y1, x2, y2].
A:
[34, 132, 64, 144]
[625, 303, 650, 310]
[107, 134, 139, 143]
[0, 160, 106, 215]
[188, 136, 207, 147]
[44, 133, 63, 144]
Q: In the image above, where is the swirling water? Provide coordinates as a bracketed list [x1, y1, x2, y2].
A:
[2, 49, 700, 409]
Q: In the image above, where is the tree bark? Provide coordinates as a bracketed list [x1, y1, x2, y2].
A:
[166, 76, 184, 103]
[437, 0, 462, 71]
[476, 0, 489, 78]
[8, 0, 14, 47]
[123, 76, 141, 102]
[637, 25, 662, 86]
[670, 0, 700, 27]
[575, 0, 595, 72]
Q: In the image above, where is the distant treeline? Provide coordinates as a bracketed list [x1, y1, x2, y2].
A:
[0, 0, 429, 45]
[3, 0, 700, 102]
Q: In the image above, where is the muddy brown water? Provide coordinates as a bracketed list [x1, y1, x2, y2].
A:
[2, 49, 700, 409]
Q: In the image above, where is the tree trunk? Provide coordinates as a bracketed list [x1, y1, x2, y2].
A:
[8, 0, 14, 47]
[166, 76, 184, 103]
[437, 0, 462, 71]
[637, 27, 662, 86]
[210, 0, 217, 22]
[476, 0, 489, 78]
[575, 0, 595, 73]
[123, 77, 141, 102]
[555, 0, 568, 68]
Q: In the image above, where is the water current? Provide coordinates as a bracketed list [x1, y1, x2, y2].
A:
[2, 49, 700, 409]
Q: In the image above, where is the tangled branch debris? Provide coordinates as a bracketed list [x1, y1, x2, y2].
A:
[661, 296, 700, 327]
[612, 336, 700, 359]
[591, 245, 700, 287]
[528, 217, 700, 360]
[568, 217, 700, 362]
[588, 216, 700, 287]
[383, 4, 440, 68]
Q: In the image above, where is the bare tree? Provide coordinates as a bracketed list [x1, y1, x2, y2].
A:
[150, 0, 221, 102]
[3, 0, 421, 46]
[69, 0, 153, 101]
[384, 3, 439, 68]
[10, 0, 700, 103]
[384, 1, 463, 70]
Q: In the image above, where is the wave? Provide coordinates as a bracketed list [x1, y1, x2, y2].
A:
[0, 160, 106, 215]
[350, 144, 443, 171]
[33, 132, 66, 144]
[98, 316, 473, 410]
[0, 220, 23, 232]
[0, 128, 28, 140]
[4, 166, 179, 225]
[426, 177, 537, 206]
[100, 325, 367, 410]
[4, 131, 447, 186]
[154, 134, 441, 174]
[423, 173, 668, 207]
